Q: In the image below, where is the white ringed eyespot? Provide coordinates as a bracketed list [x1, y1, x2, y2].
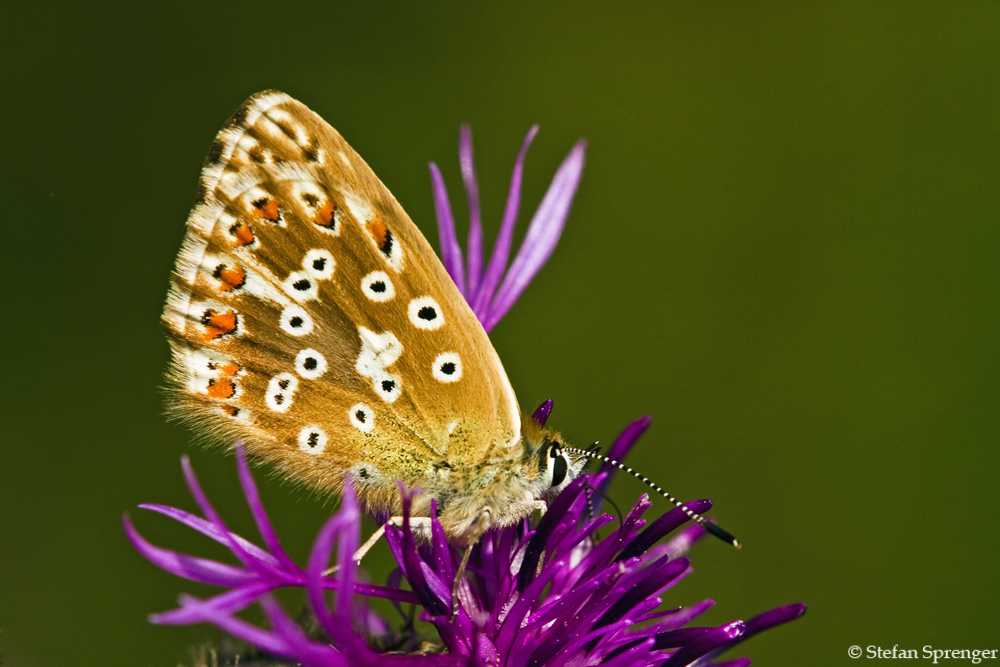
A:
[294, 348, 327, 380]
[408, 296, 444, 330]
[284, 271, 319, 302]
[298, 426, 327, 454]
[372, 371, 402, 403]
[432, 352, 462, 383]
[361, 271, 395, 302]
[349, 403, 375, 433]
[280, 305, 314, 336]
[302, 249, 335, 280]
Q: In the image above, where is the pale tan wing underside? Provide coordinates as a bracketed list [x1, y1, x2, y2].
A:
[163, 91, 521, 498]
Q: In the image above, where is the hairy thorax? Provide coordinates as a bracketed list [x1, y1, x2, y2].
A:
[348, 423, 585, 545]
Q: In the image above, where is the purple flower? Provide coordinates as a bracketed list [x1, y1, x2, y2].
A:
[127, 416, 804, 666]
[430, 125, 587, 331]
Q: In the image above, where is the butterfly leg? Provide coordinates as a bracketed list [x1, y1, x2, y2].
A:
[450, 508, 494, 620]
[324, 516, 435, 575]
[507, 499, 549, 520]
[352, 516, 435, 563]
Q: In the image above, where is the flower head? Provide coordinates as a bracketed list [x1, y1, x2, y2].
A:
[128, 415, 804, 666]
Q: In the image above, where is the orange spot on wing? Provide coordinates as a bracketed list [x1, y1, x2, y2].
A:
[206, 378, 236, 399]
[218, 362, 240, 377]
[252, 197, 280, 222]
[366, 218, 388, 246]
[216, 265, 246, 291]
[201, 310, 237, 341]
[230, 222, 255, 247]
[314, 200, 335, 227]
[223, 406, 241, 417]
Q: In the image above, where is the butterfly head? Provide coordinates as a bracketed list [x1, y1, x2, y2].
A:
[522, 419, 588, 496]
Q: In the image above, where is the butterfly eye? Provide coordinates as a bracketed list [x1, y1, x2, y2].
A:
[361, 271, 395, 302]
[294, 348, 327, 379]
[279, 305, 314, 336]
[432, 353, 462, 383]
[408, 297, 445, 331]
[548, 446, 568, 488]
[297, 426, 327, 454]
[349, 403, 375, 433]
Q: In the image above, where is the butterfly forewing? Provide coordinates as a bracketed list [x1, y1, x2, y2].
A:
[164, 91, 521, 502]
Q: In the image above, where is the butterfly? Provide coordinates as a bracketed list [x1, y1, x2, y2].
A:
[162, 91, 587, 547]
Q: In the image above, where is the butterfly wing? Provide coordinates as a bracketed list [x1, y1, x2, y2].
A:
[163, 91, 521, 504]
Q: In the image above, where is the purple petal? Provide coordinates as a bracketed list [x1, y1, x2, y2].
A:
[651, 627, 717, 649]
[744, 603, 808, 634]
[331, 579, 421, 605]
[497, 552, 586, 653]
[600, 638, 656, 667]
[577, 495, 652, 576]
[136, 504, 282, 568]
[460, 125, 483, 299]
[532, 398, 553, 426]
[256, 595, 344, 665]
[485, 140, 586, 330]
[662, 621, 746, 667]
[395, 488, 450, 617]
[594, 415, 652, 502]
[661, 521, 709, 560]
[643, 599, 716, 634]
[591, 557, 691, 632]
[472, 125, 538, 318]
[234, 442, 298, 572]
[429, 163, 466, 295]
[418, 561, 453, 608]
[123, 515, 258, 588]
[180, 456, 279, 578]
[589, 415, 653, 518]
[617, 499, 712, 562]
[520, 577, 602, 632]
[528, 614, 649, 667]
[429, 501, 455, 583]
[176, 593, 295, 657]
[306, 502, 356, 648]
[714, 603, 808, 656]
[334, 484, 361, 620]
[516, 478, 585, 591]
[151, 582, 274, 624]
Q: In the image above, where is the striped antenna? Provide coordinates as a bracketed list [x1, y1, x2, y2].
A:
[565, 445, 741, 549]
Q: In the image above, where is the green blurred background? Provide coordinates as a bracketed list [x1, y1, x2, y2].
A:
[2, 2, 998, 665]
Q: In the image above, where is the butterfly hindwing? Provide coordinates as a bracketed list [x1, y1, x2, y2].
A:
[163, 91, 521, 505]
